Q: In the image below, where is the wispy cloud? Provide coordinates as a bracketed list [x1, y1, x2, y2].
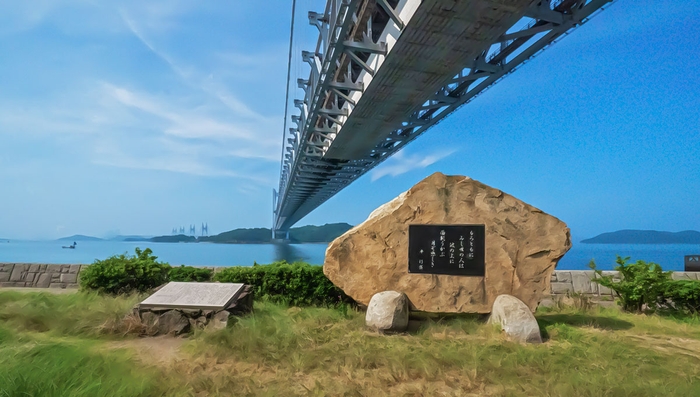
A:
[103, 83, 270, 142]
[370, 149, 458, 181]
[93, 83, 281, 180]
[0, 0, 292, 238]
[92, 144, 271, 182]
[119, 9, 272, 123]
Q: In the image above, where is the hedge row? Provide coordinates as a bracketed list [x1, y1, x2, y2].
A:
[78, 248, 349, 306]
[591, 256, 700, 314]
[212, 261, 351, 306]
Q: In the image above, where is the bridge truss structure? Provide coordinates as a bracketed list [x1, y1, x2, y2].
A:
[273, 0, 614, 235]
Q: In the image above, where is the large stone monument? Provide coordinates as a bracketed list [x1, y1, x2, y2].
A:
[324, 172, 571, 313]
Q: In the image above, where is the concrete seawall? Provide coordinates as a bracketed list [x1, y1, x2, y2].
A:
[2, 263, 699, 295]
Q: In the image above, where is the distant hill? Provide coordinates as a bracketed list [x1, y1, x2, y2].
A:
[162, 223, 355, 244]
[110, 235, 150, 242]
[581, 230, 700, 244]
[150, 234, 197, 243]
[289, 223, 354, 243]
[200, 228, 271, 244]
[57, 235, 103, 242]
[122, 237, 151, 242]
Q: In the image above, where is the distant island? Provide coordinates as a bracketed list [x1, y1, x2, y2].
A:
[151, 223, 353, 244]
[57, 235, 103, 242]
[581, 230, 700, 244]
[113, 235, 151, 242]
[54, 224, 353, 244]
[56, 235, 151, 242]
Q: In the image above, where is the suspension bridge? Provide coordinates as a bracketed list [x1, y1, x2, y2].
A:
[272, 0, 614, 238]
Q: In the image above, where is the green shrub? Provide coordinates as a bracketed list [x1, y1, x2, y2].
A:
[213, 261, 351, 306]
[79, 248, 169, 294]
[590, 256, 671, 312]
[169, 265, 213, 282]
[661, 279, 700, 314]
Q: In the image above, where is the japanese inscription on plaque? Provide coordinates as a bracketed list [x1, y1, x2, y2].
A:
[408, 224, 485, 276]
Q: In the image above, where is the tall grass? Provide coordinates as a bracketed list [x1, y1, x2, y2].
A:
[2, 290, 700, 396]
[0, 290, 140, 337]
[190, 302, 700, 396]
[0, 333, 180, 397]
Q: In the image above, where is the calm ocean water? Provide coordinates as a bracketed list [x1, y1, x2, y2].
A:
[0, 240, 698, 271]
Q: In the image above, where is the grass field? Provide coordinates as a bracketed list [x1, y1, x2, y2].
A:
[1, 291, 700, 396]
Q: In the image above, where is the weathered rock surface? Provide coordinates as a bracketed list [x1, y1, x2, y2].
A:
[324, 172, 571, 313]
[365, 291, 409, 332]
[488, 294, 542, 343]
[208, 310, 234, 330]
[157, 310, 190, 336]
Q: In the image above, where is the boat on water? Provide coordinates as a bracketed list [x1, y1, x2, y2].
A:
[62, 242, 77, 249]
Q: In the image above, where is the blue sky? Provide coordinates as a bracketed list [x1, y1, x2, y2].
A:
[0, 1, 698, 241]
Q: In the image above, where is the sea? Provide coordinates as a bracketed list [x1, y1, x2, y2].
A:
[0, 240, 699, 271]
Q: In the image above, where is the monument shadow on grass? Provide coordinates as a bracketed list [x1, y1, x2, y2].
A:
[536, 313, 634, 335]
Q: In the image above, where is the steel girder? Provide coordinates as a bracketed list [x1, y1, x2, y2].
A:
[274, 0, 614, 232]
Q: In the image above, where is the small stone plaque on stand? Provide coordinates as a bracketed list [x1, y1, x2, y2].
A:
[408, 224, 485, 276]
[140, 282, 245, 310]
[136, 282, 253, 336]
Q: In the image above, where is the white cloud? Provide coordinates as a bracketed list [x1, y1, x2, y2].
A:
[0, 1, 286, 185]
[91, 84, 281, 181]
[370, 149, 458, 181]
[103, 83, 269, 141]
[118, 9, 273, 123]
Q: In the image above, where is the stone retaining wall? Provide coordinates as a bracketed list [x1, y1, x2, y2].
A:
[0, 263, 85, 288]
[549, 270, 700, 298]
[1, 263, 699, 295]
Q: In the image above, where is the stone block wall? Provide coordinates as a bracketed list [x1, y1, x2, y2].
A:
[0, 263, 85, 288]
[1, 264, 699, 295]
[550, 270, 700, 298]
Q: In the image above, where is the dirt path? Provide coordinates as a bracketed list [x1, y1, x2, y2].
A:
[625, 334, 700, 361]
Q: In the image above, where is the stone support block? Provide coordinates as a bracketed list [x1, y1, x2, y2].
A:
[60, 273, 78, 284]
[489, 294, 542, 344]
[0, 264, 14, 272]
[571, 272, 597, 294]
[556, 271, 572, 283]
[365, 291, 409, 333]
[36, 273, 52, 288]
[600, 271, 621, 281]
[9, 266, 27, 282]
[672, 272, 697, 281]
[551, 282, 574, 294]
[25, 273, 37, 284]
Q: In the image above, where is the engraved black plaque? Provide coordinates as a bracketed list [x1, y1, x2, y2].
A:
[408, 224, 485, 276]
[685, 255, 700, 272]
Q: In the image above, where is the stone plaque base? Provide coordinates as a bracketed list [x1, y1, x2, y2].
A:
[135, 284, 253, 336]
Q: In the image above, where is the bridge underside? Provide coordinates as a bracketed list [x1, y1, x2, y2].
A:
[274, 0, 612, 232]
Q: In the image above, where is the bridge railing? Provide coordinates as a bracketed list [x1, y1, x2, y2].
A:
[275, 0, 412, 230]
